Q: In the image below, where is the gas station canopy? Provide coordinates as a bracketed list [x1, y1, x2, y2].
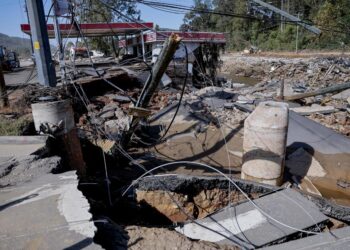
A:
[20, 22, 154, 38]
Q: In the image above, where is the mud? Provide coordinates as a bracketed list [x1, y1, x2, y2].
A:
[136, 122, 244, 176]
[309, 152, 350, 206]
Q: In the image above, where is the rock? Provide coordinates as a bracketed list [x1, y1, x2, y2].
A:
[332, 89, 350, 100]
[90, 116, 104, 126]
[237, 95, 254, 104]
[231, 83, 246, 88]
[102, 102, 119, 112]
[290, 104, 336, 115]
[115, 109, 126, 118]
[104, 110, 129, 139]
[224, 103, 234, 109]
[324, 114, 336, 125]
[336, 113, 348, 125]
[176, 93, 181, 100]
[100, 110, 115, 119]
[337, 179, 350, 189]
[110, 95, 131, 103]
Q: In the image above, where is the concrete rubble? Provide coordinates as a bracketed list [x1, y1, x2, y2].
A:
[2, 46, 350, 249]
[0, 142, 101, 249]
[176, 189, 328, 249]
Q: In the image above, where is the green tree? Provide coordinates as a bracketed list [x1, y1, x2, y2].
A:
[182, 0, 214, 31]
[182, 0, 350, 51]
[77, 0, 139, 55]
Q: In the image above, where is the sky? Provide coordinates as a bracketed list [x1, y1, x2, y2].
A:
[0, 0, 192, 39]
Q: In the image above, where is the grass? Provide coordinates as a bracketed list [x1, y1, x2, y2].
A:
[0, 116, 33, 136]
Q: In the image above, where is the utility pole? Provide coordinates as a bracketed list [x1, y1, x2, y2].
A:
[52, 0, 66, 84]
[122, 34, 182, 147]
[26, 0, 57, 87]
[251, 0, 321, 35]
[0, 63, 8, 108]
[141, 31, 146, 62]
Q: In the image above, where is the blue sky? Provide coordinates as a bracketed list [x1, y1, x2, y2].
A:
[0, 0, 192, 39]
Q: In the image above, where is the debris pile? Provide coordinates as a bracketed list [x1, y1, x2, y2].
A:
[221, 54, 350, 136]
[2, 41, 350, 249]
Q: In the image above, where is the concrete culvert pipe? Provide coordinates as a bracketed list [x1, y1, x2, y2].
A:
[31, 99, 75, 135]
[31, 99, 86, 176]
[241, 101, 289, 186]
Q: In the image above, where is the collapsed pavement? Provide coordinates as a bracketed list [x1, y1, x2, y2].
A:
[2, 33, 350, 249]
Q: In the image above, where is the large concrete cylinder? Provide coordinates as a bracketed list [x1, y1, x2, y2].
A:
[31, 99, 86, 176]
[241, 101, 289, 186]
[31, 99, 75, 135]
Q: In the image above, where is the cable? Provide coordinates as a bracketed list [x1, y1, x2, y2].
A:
[46, 3, 54, 23]
[101, 147, 112, 206]
[74, 0, 324, 240]
[71, 14, 137, 103]
[67, 69, 243, 243]
[68, 57, 323, 246]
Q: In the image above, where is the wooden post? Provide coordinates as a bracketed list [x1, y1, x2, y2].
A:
[141, 31, 146, 62]
[0, 63, 8, 108]
[284, 82, 350, 101]
[137, 33, 181, 108]
[122, 33, 181, 147]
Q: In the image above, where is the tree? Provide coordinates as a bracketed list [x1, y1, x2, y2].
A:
[183, 0, 214, 31]
[182, 0, 350, 50]
[76, 0, 139, 55]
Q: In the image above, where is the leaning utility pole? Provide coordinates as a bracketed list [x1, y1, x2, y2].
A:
[122, 34, 182, 147]
[251, 0, 321, 35]
[26, 0, 57, 87]
[0, 63, 8, 108]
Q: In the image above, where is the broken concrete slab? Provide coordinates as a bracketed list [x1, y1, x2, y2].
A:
[299, 176, 323, 197]
[135, 175, 277, 222]
[290, 104, 336, 115]
[237, 95, 255, 104]
[0, 156, 61, 187]
[176, 189, 328, 249]
[0, 136, 49, 158]
[287, 111, 350, 154]
[0, 170, 102, 249]
[286, 148, 327, 178]
[262, 226, 350, 250]
[332, 88, 350, 100]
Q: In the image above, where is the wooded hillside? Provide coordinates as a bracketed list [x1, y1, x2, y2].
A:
[181, 0, 350, 50]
